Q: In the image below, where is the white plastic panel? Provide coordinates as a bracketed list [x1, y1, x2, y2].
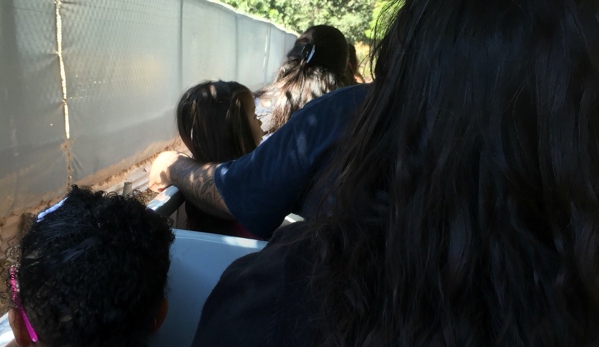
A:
[150, 229, 267, 347]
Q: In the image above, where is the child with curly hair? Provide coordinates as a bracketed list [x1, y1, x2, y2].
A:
[5, 186, 174, 347]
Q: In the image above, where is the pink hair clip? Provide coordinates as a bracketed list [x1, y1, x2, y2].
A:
[9, 267, 38, 342]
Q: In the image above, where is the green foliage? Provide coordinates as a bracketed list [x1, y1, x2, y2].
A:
[219, 0, 376, 43]
[365, 0, 403, 40]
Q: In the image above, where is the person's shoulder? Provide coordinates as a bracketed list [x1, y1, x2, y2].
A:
[324, 83, 371, 98]
[300, 84, 370, 111]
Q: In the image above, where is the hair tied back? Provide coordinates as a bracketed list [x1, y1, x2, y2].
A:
[301, 43, 316, 64]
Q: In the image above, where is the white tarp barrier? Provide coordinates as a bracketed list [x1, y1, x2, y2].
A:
[0, 0, 296, 233]
[0, 1, 68, 220]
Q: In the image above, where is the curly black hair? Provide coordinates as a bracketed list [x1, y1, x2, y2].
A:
[9, 186, 174, 347]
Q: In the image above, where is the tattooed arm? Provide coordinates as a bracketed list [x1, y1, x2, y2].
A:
[149, 151, 233, 220]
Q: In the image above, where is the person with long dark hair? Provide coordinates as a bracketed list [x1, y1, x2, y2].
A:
[177, 80, 263, 238]
[191, 0, 599, 346]
[256, 25, 349, 134]
[178, 81, 263, 163]
[345, 43, 365, 85]
[149, 75, 368, 241]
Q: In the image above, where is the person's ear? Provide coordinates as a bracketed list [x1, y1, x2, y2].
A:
[152, 298, 169, 333]
[8, 309, 32, 347]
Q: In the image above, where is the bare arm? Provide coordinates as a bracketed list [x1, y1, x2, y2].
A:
[149, 151, 234, 220]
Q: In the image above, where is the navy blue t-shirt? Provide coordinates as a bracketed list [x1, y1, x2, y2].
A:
[214, 84, 370, 238]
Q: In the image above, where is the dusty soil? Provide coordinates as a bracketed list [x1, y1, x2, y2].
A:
[137, 188, 159, 205]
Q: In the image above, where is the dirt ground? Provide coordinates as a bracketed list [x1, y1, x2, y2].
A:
[137, 188, 159, 205]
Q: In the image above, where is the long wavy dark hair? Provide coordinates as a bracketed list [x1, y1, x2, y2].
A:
[177, 81, 256, 163]
[257, 25, 348, 133]
[177, 81, 258, 234]
[345, 43, 365, 85]
[309, 0, 599, 346]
